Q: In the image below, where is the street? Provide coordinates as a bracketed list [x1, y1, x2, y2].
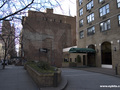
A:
[61, 68, 120, 90]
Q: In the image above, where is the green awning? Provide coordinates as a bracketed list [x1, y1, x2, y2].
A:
[69, 48, 96, 53]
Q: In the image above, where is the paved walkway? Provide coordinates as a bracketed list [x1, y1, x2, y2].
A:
[0, 65, 39, 90]
[72, 67, 120, 77]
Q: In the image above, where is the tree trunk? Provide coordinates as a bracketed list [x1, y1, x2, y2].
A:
[2, 48, 7, 69]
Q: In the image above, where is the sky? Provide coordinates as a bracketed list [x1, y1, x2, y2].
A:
[54, 0, 76, 16]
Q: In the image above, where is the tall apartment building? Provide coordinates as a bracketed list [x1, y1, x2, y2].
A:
[77, 0, 120, 68]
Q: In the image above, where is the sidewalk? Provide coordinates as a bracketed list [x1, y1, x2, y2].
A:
[73, 67, 120, 78]
[0, 65, 68, 90]
[0, 65, 39, 90]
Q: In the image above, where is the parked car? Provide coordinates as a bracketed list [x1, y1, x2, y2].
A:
[1, 60, 8, 65]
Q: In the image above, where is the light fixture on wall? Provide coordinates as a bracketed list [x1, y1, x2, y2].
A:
[95, 44, 96, 47]
[99, 43, 101, 46]
[111, 41, 113, 44]
[117, 40, 120, 44]
[117, 40, 120, 50]
[96, 49, 99, 53]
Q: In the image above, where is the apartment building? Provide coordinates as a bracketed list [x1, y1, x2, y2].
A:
[77, 0, 120, 68]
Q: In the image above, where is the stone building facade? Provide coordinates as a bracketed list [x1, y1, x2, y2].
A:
[77, 0, 120, 68]
[21, 9, 76, 67]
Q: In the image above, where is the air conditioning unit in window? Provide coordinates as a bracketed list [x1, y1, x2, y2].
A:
[89, 22, 92, 25]
[101, 0, 105, 4]
[88, 9, 91, 13]
[80, 24, 83, 27]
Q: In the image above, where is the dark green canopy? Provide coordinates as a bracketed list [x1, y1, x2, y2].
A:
[69, 48, 96, 53]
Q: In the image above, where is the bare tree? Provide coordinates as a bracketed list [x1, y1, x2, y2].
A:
[0, 21, 17, 69]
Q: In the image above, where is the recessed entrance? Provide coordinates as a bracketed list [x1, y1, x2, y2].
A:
[101, 42, 112, 68]
[87, 44, 96, 67]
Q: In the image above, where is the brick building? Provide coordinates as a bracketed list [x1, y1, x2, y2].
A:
[21, 8, 76, 67]
[77, 0, 120, 69]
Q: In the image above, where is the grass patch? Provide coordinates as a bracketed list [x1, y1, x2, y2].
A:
[26, 61, 56, 74]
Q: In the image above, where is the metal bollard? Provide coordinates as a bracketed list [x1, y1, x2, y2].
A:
[115, 64, 118, 75]
[53, 72, 58, 87]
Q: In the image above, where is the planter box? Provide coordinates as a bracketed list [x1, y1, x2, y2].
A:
[69, 62, 77, 67]
[62, 63, 69, 67]
[26, 65, 61, 87]
[77, 63, 82, 67]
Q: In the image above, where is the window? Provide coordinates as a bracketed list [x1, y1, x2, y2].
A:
[99, 4, 109, 17]
[70, 58, 72, 62]
[60, 20, 62, 23]
[100, 19, 111, 31]
[79, 31, 84, 39]
[79, 0, 83, 6]
[87, 13, 94, 23]
[87, 0, 94, 10]
[118, 15, 120, 25]
[117, 0, 120, 8]
[79, 19, 83, 27]
[99, 0, 104, 3]
[87, 26, 95, 36]
[79, 8, 83, 16]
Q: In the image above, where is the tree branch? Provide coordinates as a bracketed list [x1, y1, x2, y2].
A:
[0, 0, 34, 21]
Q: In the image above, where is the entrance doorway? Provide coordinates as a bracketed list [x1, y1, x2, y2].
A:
[83, 55, 86, 65]
[101, 42, 112, 68]
[87, 44, 96, 67]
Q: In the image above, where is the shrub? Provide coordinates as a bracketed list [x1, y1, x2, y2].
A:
[37, 61, 50, 70]
[26, 61, 55, 74]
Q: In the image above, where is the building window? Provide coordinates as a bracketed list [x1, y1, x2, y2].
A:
[43, 17, 47, 21]
[79, 19, 83, 27]
[118, 15, 120, 25]
[79, 31, 84, 39]
[53, 19, 56, 22]
[100, 19, 111, 31]
[70, 58, 72, 62]
[99, 4, 109, 17]
[87, 0, 94, 10]
[79, 8, 83, 16]
[117, 0, 120, 8]
[87, 26, 95, 36]
[79, 0, 83, 6]
[75, 58, 77, 62]
[99, 0, 104, 3]
[60, 20, 62, 23]
[87, 13, 94, 23]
